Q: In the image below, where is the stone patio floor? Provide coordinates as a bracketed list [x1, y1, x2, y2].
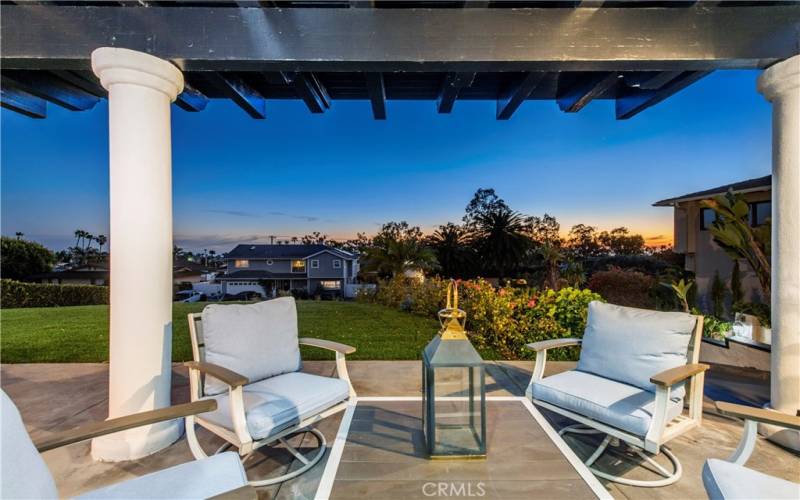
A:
[2, 361, 797, 499]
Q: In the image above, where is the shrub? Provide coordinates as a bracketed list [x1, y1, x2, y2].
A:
[586, 267, 656, 309]
[370, 276, 602, 360]
[1, 279, 108, 308]
[711, 271, 727, 318]
[0, 237, 55, 281]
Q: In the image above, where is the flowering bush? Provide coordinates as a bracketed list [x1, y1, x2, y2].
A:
[362, 276, 602, 360]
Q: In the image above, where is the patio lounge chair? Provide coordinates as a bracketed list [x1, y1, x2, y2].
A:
[703, 401, 800, 500]
[184, 296, 356, 487]
[526, 301, 708, 487]
[0, 390, 254, 499]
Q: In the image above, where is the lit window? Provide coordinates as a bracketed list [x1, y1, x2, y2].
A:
[332, 259, 342, 269]
[320, 280, 341, 290]
[701, 208, 716, 231]
[266, 259, 273, 266]
[291, 260, 306, 273]
[234, 259, 249, 268]
[310, 259, 320, 269]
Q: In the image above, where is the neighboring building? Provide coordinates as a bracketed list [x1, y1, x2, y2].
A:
[653, 175, 771, 310]
[28, 263, 109, 285]
[218, 244, 359, 297]
[173, 261, 219, 284]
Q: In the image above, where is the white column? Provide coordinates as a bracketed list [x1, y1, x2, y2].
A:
[90, 48, 184, 461]
[757, 54, 800, 451]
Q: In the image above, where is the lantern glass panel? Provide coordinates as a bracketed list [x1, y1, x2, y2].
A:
[429, 365, 485, 457]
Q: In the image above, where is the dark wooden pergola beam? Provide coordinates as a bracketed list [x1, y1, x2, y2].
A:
[623, 71, 684, 90]
[50, 70, 106, 98]
[282, 72, 330, 114]
[365, 73, 386, 120]
[2, 5, 797, 71]
[175, 82, 209, 112]
[0, 86, 47, 119]
[437, 72, 476, 114]
[557, 72, 620, 113]
[206, 73, 266, 119]
[616, 71, 711, 120]
[1, 72, 99, 111]
[496, 72, 544, 120]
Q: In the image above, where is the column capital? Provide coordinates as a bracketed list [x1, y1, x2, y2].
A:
[92, 47, 184, 101]
[758, 54, 800, 102]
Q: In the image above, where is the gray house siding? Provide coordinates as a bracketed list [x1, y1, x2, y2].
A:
[307, 252, 347, 280]
[230, 259, 295, 273]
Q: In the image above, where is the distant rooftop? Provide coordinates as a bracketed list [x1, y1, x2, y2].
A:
[226, 244, 354, 260]
[653, 175, 771, 206]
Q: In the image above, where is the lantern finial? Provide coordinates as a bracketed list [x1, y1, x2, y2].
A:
[438, 280, 467, 340]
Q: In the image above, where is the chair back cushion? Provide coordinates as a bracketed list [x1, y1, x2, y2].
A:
[202, 297, 302, 396]
[576, 301, 697, 394]
[1, 390, 59, 499]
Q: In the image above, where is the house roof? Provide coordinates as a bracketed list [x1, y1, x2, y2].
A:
[217, 270, 307, 280]
[226, 244, 354, 260]
[653, 175, 771, 207]
[28, 270, 108, 280]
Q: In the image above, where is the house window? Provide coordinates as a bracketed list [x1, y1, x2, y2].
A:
[234, 259, 249, 268]
[320, 280, 341, 290]
[310, 259, 320, 269]
[750, 201, 771, 227]
[332, 259, 342, 269]
[266, 259, 273, 266]
[701, 208, 717, 230]
[291, 260, 306, 273]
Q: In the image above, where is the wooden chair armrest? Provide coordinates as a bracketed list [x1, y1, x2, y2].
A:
[716, 401, 800, 430]
[184, 361, 249, 388]
[209, 485, 258, 500]
[299, 337, 356, 355]
[650, 363, 710, 387]
[34, 400, 217, 452]
[526, 338, 582, 352]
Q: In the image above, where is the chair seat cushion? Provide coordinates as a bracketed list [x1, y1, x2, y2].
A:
[703, 458, 800, 500]
[532, 370, 684, 437]
[77, 452, 248, 499]
[201, 372, 350, 440]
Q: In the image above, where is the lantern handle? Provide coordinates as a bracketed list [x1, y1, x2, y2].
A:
[446, 279, 459, 310]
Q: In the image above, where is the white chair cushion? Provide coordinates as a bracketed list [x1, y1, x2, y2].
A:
[1, 391, 59, 499]
[532, 370, 684, 437]
[577, 301, 696, 396]
[77, 451, 248, 499]
[202, 297, 302, 396]
[703, 458, 800, 500]
[201, 372, 350, 440]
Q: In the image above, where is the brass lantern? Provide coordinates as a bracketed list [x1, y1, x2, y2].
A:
[422, 280, 486, 458]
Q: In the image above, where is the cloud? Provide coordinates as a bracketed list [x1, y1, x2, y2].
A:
[205, 209, 324, 222]
[646, 234, 665, 241]
[266, 211, 320, 222]
[204, 209, 258, 218]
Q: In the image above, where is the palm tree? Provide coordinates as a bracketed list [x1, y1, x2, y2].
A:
[96, 235, 107, 254]
[429, 223, 473, 278]
[14, 232, 23, 240]
[471, 207, 530, 281]
[364, 236, 438, 277]
[538, 243, 564, 290]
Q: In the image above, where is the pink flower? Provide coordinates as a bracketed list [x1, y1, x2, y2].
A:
[527, 299, 536, 308]
[498, 289, 506, 296]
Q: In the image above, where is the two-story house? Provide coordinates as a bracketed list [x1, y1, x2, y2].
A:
[653, 175, 771, 310]
[218, 244, 359, 297]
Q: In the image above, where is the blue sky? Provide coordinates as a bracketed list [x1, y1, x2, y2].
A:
[1, 70, 771, 253]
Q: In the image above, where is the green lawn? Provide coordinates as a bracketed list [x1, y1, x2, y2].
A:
[0, 301, 442, 363]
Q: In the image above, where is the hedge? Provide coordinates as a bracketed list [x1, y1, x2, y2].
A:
[1, 279, 109, 308]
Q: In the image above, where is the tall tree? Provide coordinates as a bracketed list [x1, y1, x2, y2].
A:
[429, 223, 474, 278]
[598, 227, 646, 255]
[527, 214, 562, 247]
[14, 232, 24, 240]
[566, 224, 602, 259]
[463, 188, 509, 229]
[96, 235, 107, 254]
[364, 221, 438, 277]
[472, 207, 530, 281]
